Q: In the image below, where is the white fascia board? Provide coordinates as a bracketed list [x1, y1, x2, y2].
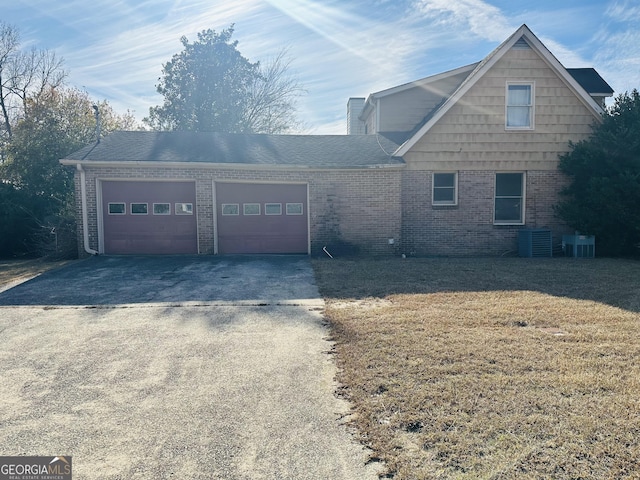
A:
[394, 24, 605, 157]
[358, 63, 478, 122]
[59, 159, 405, 171]
[522, 31, 606, 117]
[373, 63, 479, 99]
[359, 95, 376, 121]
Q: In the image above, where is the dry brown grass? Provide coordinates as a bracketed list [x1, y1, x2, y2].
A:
[313, 258, 640, 479]
[0, 258, 71, 289]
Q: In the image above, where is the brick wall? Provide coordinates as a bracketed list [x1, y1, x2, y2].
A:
[72, 163, 572, 258]
[401, 169, 572, 256]
[74, 165, 403, 257]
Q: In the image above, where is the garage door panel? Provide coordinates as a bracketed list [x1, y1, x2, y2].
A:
[216, 183, 308, 254]
[102, 181, 197, 255]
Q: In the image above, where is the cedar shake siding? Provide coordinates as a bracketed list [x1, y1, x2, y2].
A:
[397, 41, 601, 255]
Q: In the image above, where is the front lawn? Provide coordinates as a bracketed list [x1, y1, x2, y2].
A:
[313, 257, 640, 479]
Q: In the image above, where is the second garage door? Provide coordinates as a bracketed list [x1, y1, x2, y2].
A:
[216, 182, 308, 254]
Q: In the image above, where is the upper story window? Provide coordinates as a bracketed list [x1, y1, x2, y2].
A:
[432, 172, 458, 206]
[506, 82, 534, 129]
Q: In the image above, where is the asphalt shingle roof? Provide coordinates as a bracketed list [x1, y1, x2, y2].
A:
[567, 68, 614, 95]
[64, 131, 404, 168]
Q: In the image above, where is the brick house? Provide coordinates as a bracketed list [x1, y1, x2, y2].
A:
[61, 25, 612, 257]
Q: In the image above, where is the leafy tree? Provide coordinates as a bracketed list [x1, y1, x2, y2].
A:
[556, 89, 640, 256]
[145, 25, 303, 133]
[0, 87, 135, 257]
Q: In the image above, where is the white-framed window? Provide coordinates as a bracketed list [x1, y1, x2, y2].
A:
[222, 204, 239, 216]
[175, 203, 193, 215]
[153, 203, 170, 215]
[265, 203, 282, 215]
[432, 172, 458, 205]
[108, 202, 126, 215]
[243, 203, 260, 215]
[494, 173, 525, 225]
[131, 203, 148, 215]
[506, 82, 534, 129]
[286, 203, 303, 215]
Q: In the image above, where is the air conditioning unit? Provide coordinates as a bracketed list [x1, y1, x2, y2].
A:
[518, 229, 552, 257]
[562, 234, 595, 258]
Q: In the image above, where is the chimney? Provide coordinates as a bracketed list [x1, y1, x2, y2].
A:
[347, 97, 366, 135]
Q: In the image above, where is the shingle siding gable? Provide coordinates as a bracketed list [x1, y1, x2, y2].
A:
[404, 46, 597, 169]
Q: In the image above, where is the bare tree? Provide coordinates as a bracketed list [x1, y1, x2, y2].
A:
[243, 49, 305, 134]
[11, 47, 66, 115]
[0, 22, 20, 140]
[0, 22, 67, 142]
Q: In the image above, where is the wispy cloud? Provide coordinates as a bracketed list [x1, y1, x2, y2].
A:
[594, 30, 640, 94]
[412, 0, 514, 42]
[605, 0, 640, 21]
[262, 0, 417, 74]
[9, 0, 636, 131]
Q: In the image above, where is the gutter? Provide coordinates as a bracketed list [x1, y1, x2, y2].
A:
[76, 164, 98, 255]
[60, 159, 406, 171]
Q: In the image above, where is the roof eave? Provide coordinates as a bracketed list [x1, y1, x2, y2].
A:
[59, 159, 406, 170]
[372, 63, 479, 99]
[359, 63, 480, 122]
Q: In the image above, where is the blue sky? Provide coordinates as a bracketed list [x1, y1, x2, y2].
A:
[5, 0, 639, 133]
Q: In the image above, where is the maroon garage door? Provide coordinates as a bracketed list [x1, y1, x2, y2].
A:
[216, 182, 308, 254]
[101, 181, 198, 255]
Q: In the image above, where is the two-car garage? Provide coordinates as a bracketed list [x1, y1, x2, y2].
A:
[63, 131, 404, 258]
[99, 180, 309, 255]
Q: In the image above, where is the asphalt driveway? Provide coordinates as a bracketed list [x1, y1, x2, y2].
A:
[0, 256, 379, 479]
[0, 255, 323, 306]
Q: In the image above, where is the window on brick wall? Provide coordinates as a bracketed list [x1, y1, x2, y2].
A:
[432, 172, 458, 205]
[494, 172, 525, 224]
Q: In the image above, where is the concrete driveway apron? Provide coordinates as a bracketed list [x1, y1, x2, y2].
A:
[0, 256, 380, 479]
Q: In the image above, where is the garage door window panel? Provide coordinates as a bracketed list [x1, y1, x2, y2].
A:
[131, 203, 148, 215]
[153, 203, 170, 215]
[175, 203, 193, 215]
[286, 203, 303, 215]
[108, 203, 126, 215]
[222, 204, 239, 216]
[243, 203, 260, 215]
[265, 203, 282, 215]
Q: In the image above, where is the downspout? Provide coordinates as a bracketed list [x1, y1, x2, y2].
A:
[77, 164, 98, 255]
